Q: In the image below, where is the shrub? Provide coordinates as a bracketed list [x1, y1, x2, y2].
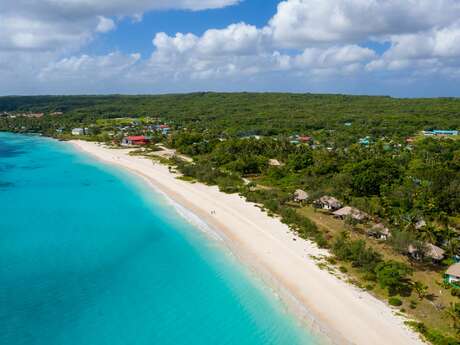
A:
[451, 288, 460, 298]
[374, 260, 412, 295]
[405, 321, 460, 345]
[388, 297, 403, 306]
[339, 266, 348, 273]
[332, 233, 383, 273]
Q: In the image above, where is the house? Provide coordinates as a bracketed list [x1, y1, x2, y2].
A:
[368, 223, 391, 240]
[423, 130, 459, 136]
[359, 136, 372, 146]
[293, 189, 309, 203]
[158, 125, 170, 135]
[415, 219, 427, 230]
[408, 243, 445, 261]
[426, 243, 446, 261]
[333, 206, 369, 222]
[71, 128, 85, 136]
[268, 159, 282, 167]
[121, 136, 151, 146]
[446, 263, 460, 286]
[405, 137, 415, 144]
[298, 136, 312, 143]
[314, 196, 342, 211]
[27, 113, 44, 118]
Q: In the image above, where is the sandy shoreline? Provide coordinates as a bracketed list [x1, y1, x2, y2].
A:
[71, 140, 424, 345]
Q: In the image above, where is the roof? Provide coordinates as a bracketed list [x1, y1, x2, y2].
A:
[433, 130, 458, 135]
[447, 263, 460, 277]
[408, 243, 445, 260]
[333, 206, 368, 220]
[127, 136, 147, 141]
[427, 243, 445, 260]
[415, 220, 426, 230]
[318, 196, 340, 204]
[298, 136, 312, 141]
[372, 223, 391, 235]
[269, 159, 282, 166]
[294, 189, 309, 201]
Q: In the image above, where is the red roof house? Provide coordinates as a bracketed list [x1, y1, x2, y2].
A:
[122, 136, 151, 146]
[298, 136, 312, 143]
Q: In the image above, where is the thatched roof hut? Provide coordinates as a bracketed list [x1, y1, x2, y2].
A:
[333, 206, 369, 222]
[268, 159, 282, 166]
[369, 223, 391, 240]
[314, 196, 342, 211]
[293, 189, 309, 202]
[408, 243, 445, 261]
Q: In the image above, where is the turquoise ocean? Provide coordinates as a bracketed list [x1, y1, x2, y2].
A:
[0, 132, 319, 345]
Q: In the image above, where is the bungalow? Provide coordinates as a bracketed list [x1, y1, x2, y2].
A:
[121, 136, 151, 146]
[293, 189, 309, 203]
[446, 263, 460, 286]
[408, 243, 445, 261]
[71, 128, 86, 136]
[368, 223, 391, 240]
[314, 196, 342, 211]
[333, 206, 369, 222]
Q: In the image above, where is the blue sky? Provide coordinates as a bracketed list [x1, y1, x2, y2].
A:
[1, 0, 460, 97]
[85, 0, 280, 57]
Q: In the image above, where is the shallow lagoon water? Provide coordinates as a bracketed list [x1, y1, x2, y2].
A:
[0, 132, 319, 345]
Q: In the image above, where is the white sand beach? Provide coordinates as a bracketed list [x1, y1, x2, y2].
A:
[72, 140, 424, 345]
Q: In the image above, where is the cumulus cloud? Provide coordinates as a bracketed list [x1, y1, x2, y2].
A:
[96, 16, 116, 33]
[2, 0, 460, 96]
[0, 0, 240, 52]
[269, 0, 460, 47]
[366, 20, 460, 76]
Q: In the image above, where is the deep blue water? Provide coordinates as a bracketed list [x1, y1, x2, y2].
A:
[0, 132, 317, 345]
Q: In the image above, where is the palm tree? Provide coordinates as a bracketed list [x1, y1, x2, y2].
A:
[412, 281, 428, 300]
[443, 226, 460, 257]
[444, 302, 460, 332]
[418, 222, 439, 244]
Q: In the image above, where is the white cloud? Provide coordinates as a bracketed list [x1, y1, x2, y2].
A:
[0, 0, 240, 52]
[1, 0, 460, 96]
[39, 52, 141, 81]
[96, 16, 116, 33]
[269, 0, 460, 47]
[366, 21, 460, 75]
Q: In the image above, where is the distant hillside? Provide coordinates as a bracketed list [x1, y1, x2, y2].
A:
[1, 93, 459, 138]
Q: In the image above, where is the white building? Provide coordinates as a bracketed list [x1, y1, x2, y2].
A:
[71, 128, 85, 136]
[446, 263, 460, 285]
